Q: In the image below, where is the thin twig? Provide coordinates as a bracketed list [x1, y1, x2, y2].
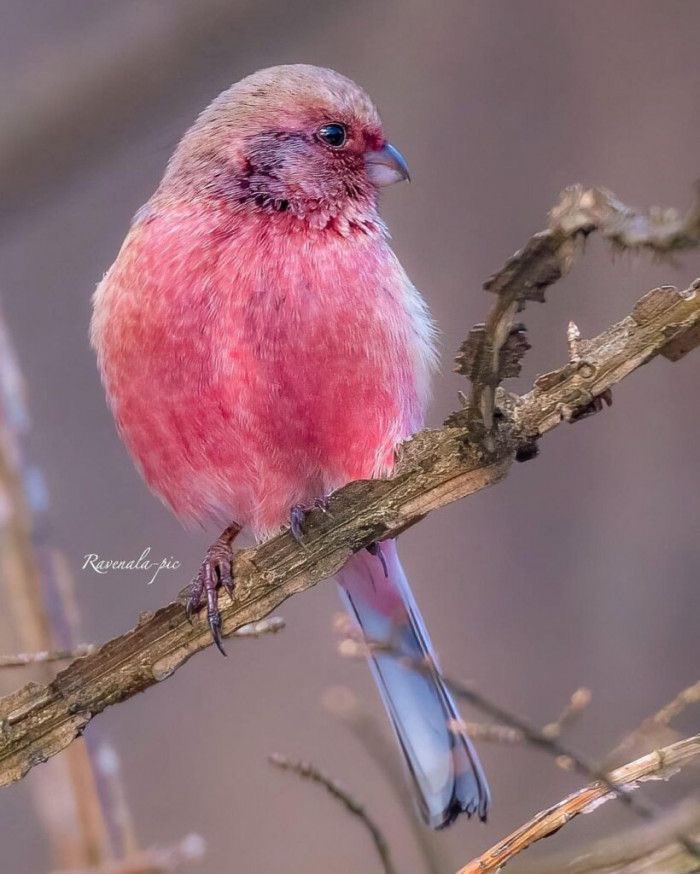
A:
[459, 720, 524, 744]
[50, 833, 206, 874]
[268, 753, 396, 874]
[444, 672, 659, 824]
[456, 734, 700, 874]
[95, 745, 140, 859]
[232, 616, 285, 638]
[0, 645, 95, 668]
[543, 687, 592, 739]
[0, 300, 114, 866]
[647, 681, 700, 729]
[454, 686, 591, 748]
[341, 628, 700, 864]
[605, 680, 700, 769]
[340, 637, 668, 828]
[323, 685, 447, 874]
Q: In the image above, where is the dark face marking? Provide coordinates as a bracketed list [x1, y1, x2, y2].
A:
[231, 127, 375, 221]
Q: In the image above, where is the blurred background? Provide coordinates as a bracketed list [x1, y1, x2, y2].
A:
[0, 1, 698, 872]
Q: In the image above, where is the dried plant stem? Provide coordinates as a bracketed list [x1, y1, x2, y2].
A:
[0, 302, 112, 867]
[232, 616, 285, 637]
[517, 798, 700, 874]
[605, 679, 700, 769]
[456, 734, 700, 874]
[543, 688, 592, 739]
[0, 645, 95, 668]
[268, 754, 396, 874]
[459, 686, 591, 747]
[341, 636, 688, 842]
[461, 721, 524, 743]
[50, 833, 205, 874]
[649, 681, 700, 728]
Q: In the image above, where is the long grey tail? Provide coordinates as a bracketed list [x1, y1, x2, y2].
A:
[336, 539, 490, 828]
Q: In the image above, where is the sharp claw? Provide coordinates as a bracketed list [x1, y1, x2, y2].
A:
[367, 542, 388, 577]
[209, 614, 227, 656]
[314, 496, 331, 514]
[221, 572, 235, 598]
[206, 579, 227, 656]
[185, 523, 240, 654]
[289, 505, 305, 542]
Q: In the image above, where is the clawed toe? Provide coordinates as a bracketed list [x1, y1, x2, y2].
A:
[289, 496, 332, 542]
[367, 541, 388, 577]
[289, 505, 306, 542]
[313, 496, 331, 513]
[206, 581, 227, 656]
[185, 522, 241, 656]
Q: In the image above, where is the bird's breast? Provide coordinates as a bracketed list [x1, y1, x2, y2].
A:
[92, 205, 435, 528]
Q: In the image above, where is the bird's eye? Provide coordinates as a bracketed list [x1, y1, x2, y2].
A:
[317, 123, 347, 149]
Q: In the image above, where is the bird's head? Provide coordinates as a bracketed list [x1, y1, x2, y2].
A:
[161, 65, 409, 229]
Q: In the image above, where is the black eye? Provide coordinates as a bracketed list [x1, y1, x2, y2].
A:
[317, 123, 347, 148]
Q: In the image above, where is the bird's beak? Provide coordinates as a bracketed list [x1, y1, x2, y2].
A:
[364, 143, 410, 187]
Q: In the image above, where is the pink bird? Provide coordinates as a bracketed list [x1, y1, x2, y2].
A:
[92, 65, 490, 827]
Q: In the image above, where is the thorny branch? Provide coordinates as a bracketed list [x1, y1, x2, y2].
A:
[456, 183, 700, 439]
[268, 754, 396, 874]
[0, 187, 698, 792]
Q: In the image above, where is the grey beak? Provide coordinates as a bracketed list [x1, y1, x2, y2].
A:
[364, 142, 411, 187]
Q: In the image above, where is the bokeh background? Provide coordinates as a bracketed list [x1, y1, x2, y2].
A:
[1, 2, 698, 872]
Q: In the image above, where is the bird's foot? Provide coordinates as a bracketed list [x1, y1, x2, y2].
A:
[289, 505, 307, 542]
[186, 522, 241, 656]
[288, 496, 332, 542]
[367, 541, 388, 577]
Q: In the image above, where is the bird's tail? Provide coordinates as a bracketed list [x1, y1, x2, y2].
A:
[336, 539, 490, 828]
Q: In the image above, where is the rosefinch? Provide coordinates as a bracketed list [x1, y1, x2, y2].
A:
[92, 65, 490, 827]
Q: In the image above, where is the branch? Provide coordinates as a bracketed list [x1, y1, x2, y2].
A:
[516, 799, 700, 874]
[231, 616, 286, 638]
[50, 833, 206, 874]
[0, 645, 96, 669]
[268, 754, 395, 874]
[457, 184, 700, 436]
[456, 734, 700, 874]
[459, 687, 591, 747]
[0, 189, 698, 791]
[338, 633, 687, 835]
[605, 680, 700, 768]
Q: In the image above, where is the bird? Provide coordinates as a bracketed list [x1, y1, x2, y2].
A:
[91, 64, 490, 828]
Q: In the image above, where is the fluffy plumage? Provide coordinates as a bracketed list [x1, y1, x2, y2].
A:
[92, 64, 489, 826]
[92, 65, 434, 533]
